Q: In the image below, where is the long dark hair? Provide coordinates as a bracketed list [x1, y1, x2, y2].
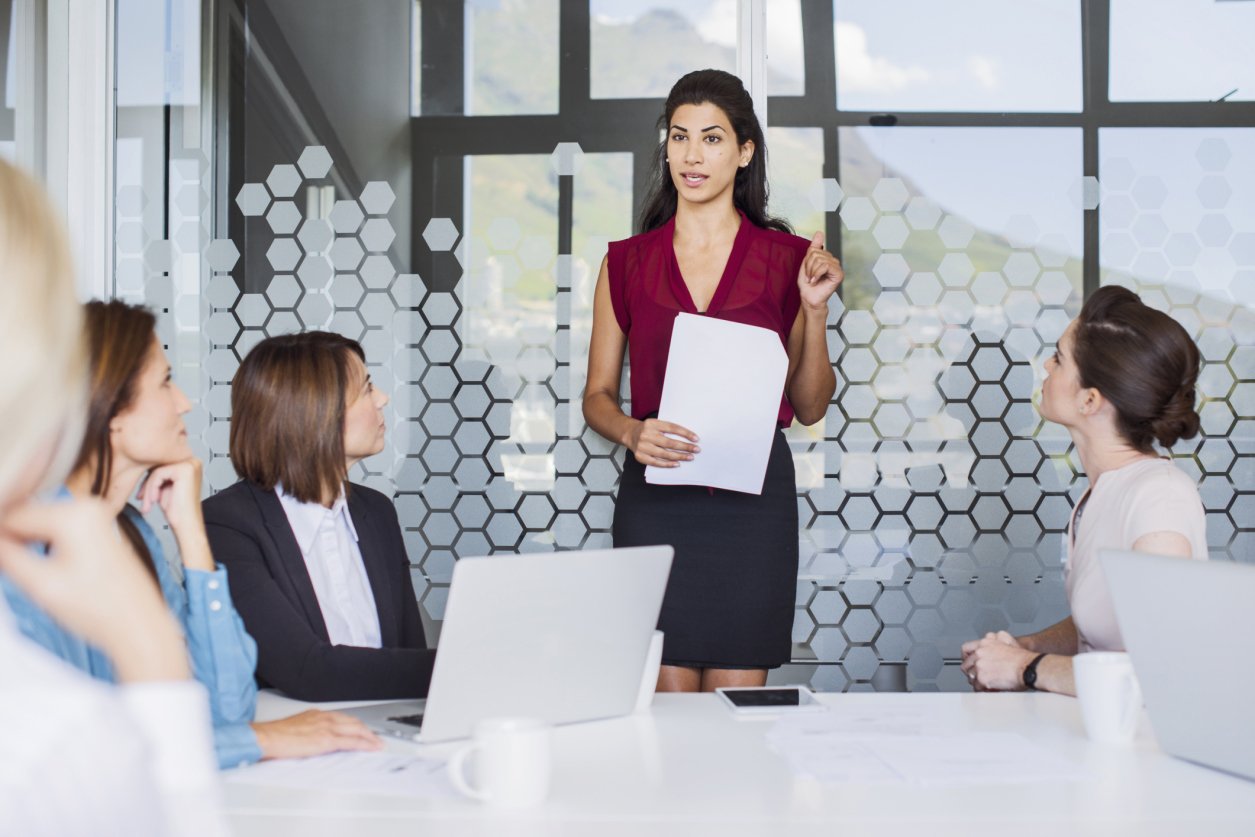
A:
[638, 69, 792, 235]
[75, 299, 161, 581]
[1072, 286, 1201, 453]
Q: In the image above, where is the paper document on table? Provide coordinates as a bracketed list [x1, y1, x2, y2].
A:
[870, 734, 1086, 786]
[224, 751, 457, 798]
[646, 313, 787, 494]
[768, 714, 1087, 786]
[768, 704, 932, 739]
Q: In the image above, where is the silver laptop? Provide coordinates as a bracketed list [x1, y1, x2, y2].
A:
[1102, 549, 1255, 781]
[346, 545, 672, 743]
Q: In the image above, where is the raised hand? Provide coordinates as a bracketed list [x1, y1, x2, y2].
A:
[0, 497, 189, 683]
[797, 231, 844, 311]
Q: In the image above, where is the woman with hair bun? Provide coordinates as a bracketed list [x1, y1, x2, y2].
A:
[962, 285, 1207, 696]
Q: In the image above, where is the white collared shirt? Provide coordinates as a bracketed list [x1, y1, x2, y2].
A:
[276, 486, 382, 649]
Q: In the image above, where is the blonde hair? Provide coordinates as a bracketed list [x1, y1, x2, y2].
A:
[0, 159, 87, 500]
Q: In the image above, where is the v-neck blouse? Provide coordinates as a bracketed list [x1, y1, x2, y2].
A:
[607, 213, 810, 427]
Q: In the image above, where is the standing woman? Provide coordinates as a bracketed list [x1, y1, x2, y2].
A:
[583, 69, 842, 692]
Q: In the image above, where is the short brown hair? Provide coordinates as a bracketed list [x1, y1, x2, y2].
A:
[228, 332, 366, 504]
[1072, 285, 1201, 453]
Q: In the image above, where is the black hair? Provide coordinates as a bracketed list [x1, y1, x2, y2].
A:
[638, 69, 792, 235]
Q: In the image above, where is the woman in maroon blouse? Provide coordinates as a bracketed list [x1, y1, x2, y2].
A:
[584, 70, 843, 693]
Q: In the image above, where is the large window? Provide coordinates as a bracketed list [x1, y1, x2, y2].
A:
[832, 0, 1082, 112]
[111, 1, 1255, 690]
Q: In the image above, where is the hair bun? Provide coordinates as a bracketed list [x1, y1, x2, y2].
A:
[1150, 386, 1201, 448]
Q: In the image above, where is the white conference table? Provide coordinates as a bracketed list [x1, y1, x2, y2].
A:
[228, 690, 1255, 837]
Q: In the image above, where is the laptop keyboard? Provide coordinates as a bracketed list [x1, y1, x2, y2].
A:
[386, 713, 425, 728]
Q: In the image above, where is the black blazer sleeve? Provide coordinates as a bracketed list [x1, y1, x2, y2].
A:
[202, 481, 436, 702]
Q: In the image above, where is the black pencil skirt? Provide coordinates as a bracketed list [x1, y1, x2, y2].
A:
[611, 429, 798, 669]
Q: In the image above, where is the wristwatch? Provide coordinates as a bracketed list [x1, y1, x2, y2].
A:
[1022, 653, 1047, 691]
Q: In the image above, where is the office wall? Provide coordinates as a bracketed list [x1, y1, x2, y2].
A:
[115, 0, 1255, 691]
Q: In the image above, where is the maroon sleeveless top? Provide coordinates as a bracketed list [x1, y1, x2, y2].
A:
[607, 213, 810, 428]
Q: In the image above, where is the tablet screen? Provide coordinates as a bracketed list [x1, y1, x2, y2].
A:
[721, 688, 811, 708]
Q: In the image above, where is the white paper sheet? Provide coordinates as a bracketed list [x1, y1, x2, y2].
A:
[645, 313, 788, 494]
[224, 751, 457, 799]
[767, 713, 1087, 786]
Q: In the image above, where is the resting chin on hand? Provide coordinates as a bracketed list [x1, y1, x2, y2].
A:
[961, 631, 1035, 692]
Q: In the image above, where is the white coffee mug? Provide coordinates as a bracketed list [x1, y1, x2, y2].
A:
[1073, 652, 1143, 745]
[447, 717, 552, 809]
[635, 630, 665, 713]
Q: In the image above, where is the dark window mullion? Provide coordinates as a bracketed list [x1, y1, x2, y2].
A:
[1082, 0, 1109, 300]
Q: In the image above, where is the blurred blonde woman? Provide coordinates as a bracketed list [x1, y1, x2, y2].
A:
[0, 158, 227, 836]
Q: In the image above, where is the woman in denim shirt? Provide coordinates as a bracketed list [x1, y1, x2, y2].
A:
[2, 300, 381, 768]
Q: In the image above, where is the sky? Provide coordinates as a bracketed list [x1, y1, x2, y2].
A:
[99, 0, 1255, 268]
[582, 0, 1255, 259]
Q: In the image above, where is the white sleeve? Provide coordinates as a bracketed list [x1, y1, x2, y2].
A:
[0, 619, 228, 837]
[118, 681, 230, 837]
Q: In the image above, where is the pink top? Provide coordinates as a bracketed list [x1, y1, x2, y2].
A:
[1064, 457, 1208, 653]
[607, 213, 810, 428]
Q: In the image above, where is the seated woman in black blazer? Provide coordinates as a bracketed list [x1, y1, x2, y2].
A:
[203, 332, 434, 701]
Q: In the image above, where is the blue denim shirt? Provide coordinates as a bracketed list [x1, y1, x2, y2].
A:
[0, 494, 263, 769]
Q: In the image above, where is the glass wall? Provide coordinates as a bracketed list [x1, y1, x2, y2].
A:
[0, 0, 45, 176]
[1099, 128, 1255, 561]
[113, 0, 1255, 690]
[0, 0, 18, 162]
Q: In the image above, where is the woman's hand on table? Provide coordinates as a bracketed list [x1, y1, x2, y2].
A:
[961, 631, 1035, 691]
[252, 710, 383, 760]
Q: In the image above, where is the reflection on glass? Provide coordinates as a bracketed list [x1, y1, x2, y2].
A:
[766, 0, 804, 96]
[590, 0, 737, 99]
[1100, 129, 1255, 306]
[767, 127, 824, 237]
[0, 2, 15, 160]
[766, 125, 825, 454]
[468, 0, 558, 115]
[569, 152, 633, 438]
[1110, 0, 1255, 103]
[795, 125, 1089, 674]
[838, 126, 1083, 320]
[464, 154, 558, 492]
[115, 0, 210, 469]
[833, 0, 1081, 112]
[1098, 130, 1255, 561]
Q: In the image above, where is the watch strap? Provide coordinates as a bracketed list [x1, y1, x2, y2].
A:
[1022, 652, 1047, 691]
